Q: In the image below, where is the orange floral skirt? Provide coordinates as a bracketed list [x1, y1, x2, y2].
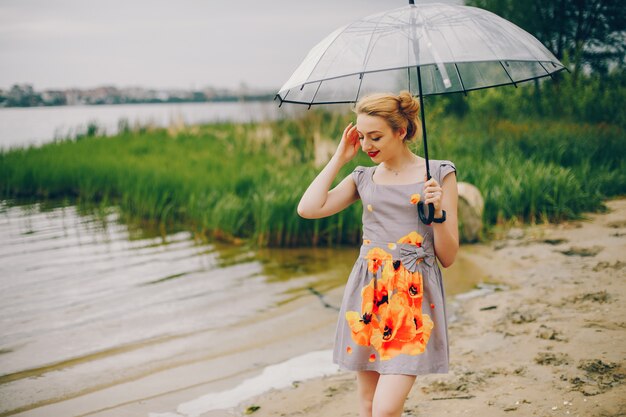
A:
[332, 235, 450, 375]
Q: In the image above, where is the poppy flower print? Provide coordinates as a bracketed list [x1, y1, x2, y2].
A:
[345, 309, 379, 346]
[397, 231, 424, 246]
[362, 277, 389, 314]
[370, 293, 417, 360]
[397, 269, 424, 302]
[364, 247, 392, 274]
[346, 238, 433, 361]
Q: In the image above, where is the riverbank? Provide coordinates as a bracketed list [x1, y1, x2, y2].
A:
[234, 197, 626, 417]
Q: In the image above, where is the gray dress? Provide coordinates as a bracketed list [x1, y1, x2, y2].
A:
[332, 159, 456, 375]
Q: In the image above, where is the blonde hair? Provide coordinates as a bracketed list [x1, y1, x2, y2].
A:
[354, 90, 422, 143]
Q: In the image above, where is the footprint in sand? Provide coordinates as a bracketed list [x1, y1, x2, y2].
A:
[535, 324, 568, 342]
[592, 260, 625, 271]
[506, 309, 537, 324]
[570, 359, 625, 396]
[557, 245, 604, 257]
[534, 351, 571, 366]
[567, 290, 613, 304]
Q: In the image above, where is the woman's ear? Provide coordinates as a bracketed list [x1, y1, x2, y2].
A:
[397, 127, 407, 141]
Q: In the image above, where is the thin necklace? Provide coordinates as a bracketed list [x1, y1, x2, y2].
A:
[381, 158, 419, 176]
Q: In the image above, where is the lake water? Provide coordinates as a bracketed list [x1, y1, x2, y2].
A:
[0, 101, 308, 151]
[0, 201, 358, 415]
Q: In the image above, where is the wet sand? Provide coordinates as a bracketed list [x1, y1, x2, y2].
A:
[235, 198, 626, 417]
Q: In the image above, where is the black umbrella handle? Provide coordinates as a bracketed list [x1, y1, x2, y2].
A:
[417, 202, 435, 224]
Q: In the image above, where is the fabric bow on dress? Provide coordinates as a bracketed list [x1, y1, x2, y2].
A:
[399, 243, 435, 274]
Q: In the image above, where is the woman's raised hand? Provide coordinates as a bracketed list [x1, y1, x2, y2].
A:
[333, 122, 360, 165]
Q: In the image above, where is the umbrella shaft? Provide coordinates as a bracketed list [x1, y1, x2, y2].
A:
[416, 66, 431, 180]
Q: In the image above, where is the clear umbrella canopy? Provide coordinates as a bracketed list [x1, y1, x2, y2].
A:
[277, 2, 567, 106]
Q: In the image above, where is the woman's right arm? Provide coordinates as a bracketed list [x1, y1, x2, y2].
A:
[297, 122, 361, 219]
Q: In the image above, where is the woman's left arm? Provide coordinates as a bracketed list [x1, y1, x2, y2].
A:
[423, 173, 459, 268]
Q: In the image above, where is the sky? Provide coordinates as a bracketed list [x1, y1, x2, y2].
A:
[0, 0, 462, 92]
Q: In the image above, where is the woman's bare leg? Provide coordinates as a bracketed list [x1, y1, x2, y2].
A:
[371, 374, 416, 417]
[356, 370, 380, 417]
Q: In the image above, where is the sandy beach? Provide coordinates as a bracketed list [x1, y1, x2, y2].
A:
[234, 198, 626, 417]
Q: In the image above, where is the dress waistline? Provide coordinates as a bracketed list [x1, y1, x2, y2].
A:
[359, 239, 436, 273]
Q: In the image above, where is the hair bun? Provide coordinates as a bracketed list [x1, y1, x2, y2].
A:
[397, 90, 420, 119]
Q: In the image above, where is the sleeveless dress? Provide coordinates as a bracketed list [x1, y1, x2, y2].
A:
[332, 159, 457, 375]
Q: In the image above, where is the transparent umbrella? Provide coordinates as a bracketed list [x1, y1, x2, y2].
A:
[276, 0, 568, 224]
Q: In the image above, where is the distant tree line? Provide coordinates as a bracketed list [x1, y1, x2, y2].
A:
[0, 84, 276, 108]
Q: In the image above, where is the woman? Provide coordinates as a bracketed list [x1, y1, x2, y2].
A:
[297, 91, 459, 417]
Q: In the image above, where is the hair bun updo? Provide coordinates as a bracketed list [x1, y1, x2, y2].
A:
[397, 91, 422, 143]
[398, 91, 420, 120]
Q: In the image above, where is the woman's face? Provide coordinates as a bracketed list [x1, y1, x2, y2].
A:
[356, 113, 405, 162]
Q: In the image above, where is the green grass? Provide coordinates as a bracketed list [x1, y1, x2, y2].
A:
[1, 106, 624, 247]
[436, 117, 625, 225]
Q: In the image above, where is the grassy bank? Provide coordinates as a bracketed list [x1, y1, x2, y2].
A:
[1, 107, 624, 247]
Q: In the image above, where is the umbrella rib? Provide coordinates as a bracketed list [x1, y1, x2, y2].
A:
[483, 12, 548, 66]
[499, 61, 517, 87]
[300, 22, 354, 92]
[354, 73, 364, 104]
[359, 7, 403, 76]
[308, 81, 323, 109]
[453, 63, 467, 95]
[464, 14, 505, 71]
[500, 17, 546, 63]
[277, 88, 291, 107]
[537, 61, 555, 80]
[407, 67, 412, 95]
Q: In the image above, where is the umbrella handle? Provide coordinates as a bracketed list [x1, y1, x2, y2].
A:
[417, 202, 435, 225]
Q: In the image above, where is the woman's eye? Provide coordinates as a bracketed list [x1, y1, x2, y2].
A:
[372, 137, 381, 141]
